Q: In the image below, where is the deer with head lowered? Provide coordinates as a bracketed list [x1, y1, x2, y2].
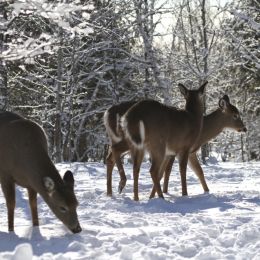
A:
[0, 111, 82, 233]
[121, 82, 207, 201]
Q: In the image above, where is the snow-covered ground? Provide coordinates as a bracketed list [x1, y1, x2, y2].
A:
[1, 159, 260, 259]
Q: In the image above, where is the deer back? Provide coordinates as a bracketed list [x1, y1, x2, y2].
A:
[122, 83, 206, 154]
[104, 101, 137, 143]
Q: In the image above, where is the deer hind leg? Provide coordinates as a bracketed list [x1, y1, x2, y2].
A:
[163, 156, 175, 193]
[106, 147, 115, 196]
[27, 188, 39, 227]
[188, 153, 209, 192]
[1, 179, 16, 231]
[149, 157, 171, 199]
[149, 154, 165, 200]
[112, 141, 129, 194]
[178, 151, 189, 196]
[131, 148, 144, 201]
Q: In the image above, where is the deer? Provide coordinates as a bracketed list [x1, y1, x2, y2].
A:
[0, 111, 82, 233]
[104, 101, 138, 196]
[104, 95, 247, 198]
[121, 82, 207, 201]
[149, 94, 247, 198]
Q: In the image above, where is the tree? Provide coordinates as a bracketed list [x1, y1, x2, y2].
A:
[224, 0, 260, 160]
[164, 0, 238, 163]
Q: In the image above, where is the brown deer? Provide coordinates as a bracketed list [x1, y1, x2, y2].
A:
[104, 101, 137, 196]
[121, 82, 207, 201]
[150, 94, 247, 197]
[0, 111, 82, 233]
[104, 95, 246, 198]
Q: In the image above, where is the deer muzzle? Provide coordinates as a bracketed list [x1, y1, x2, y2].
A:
[238, 127, 247, 132]
[71, 223, 82, 233]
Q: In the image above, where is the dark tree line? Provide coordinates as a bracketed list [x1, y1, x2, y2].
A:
[0, 0, 259, 163]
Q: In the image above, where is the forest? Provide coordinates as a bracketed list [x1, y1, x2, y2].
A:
[0, 0, 259, 163]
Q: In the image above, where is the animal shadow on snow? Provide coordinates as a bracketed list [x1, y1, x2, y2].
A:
[0, 226, 83, 255]
[118, 192, 260, 215]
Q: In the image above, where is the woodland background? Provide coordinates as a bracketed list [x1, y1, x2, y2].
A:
[0, 0, 259, 163]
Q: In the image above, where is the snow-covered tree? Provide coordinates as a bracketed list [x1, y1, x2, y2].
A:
[223, 0, 260, 160]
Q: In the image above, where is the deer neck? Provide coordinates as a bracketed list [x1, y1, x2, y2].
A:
[185, 99, 204, 119]
[32, 153, 63, 196]
[200, 109, 226, 146]
[185, 98, 204, 153]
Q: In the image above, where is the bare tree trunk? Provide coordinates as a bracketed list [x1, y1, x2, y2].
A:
[134, 0, 170, 103]
[240, 89, 248, 162]
[200, 0, 209, 164]
[54, 33, 63, 163]
[201, 94, 209, 164]
[63, 35, 78, 161]
[0, 3, 8, 109]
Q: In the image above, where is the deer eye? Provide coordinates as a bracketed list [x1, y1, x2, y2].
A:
[60, 206, 68, 213]
[233, 114, 239, 120]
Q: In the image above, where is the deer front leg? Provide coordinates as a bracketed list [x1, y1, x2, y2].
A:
[1, 179, 16, 232]
[178, 152, 189, 196]
[27, 188, 39, 227]
[188, 152, 209, 192]
[163, 156, 175, 193]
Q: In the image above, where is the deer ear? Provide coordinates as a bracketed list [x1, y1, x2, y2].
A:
[219, 96, 229, 110]
[43, 177, 55, 194]
[178, 83, 188, 97]
[198, 81, 207, 96]
[222, 95, 230, 103]
[63, 170, 75, 188]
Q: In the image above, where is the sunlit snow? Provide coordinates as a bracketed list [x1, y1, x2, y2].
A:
[1, 160, 260, 259]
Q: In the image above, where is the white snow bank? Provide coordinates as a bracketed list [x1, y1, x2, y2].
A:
[1, 161, 260, 259]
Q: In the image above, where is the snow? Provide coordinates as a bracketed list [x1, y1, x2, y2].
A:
[1, 160, 260, 259]
[231, 10, 260, 31]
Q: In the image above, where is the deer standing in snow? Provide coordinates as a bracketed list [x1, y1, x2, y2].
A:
[121, 82, 207, 201]
[151, 94, 247, 197]
[0, 111, 82, 233]
[104, 101, 137, 196]
[104, 90, 246, 199]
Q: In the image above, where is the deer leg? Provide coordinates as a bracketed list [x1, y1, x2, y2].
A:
[178, 152, 189, 196]
[149, 155, 164, 199]
[115, 156, 127, 194]
[132, 149, 144, 201]
[106, 147, 115, 196]
[27, 188, 39, 227]
[106, 147, 116, 196]
[188, 153, 209, 192]
[149, 157, 170, 199]
[112, 141, 129, 194]
[1, 179, 16, 232]
[163, 156, 175, 193]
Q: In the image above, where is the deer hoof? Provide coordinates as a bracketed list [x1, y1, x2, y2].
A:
[134, 196, 139, 201]
[149, 194, 155, 200]
[118, 179, 127, 194]
[158, 194, 164, 199]
[107, 191, 113, 197]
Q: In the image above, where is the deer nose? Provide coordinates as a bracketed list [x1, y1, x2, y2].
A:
[242, 127, 247, 132]
[71, 224, 82, 233]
